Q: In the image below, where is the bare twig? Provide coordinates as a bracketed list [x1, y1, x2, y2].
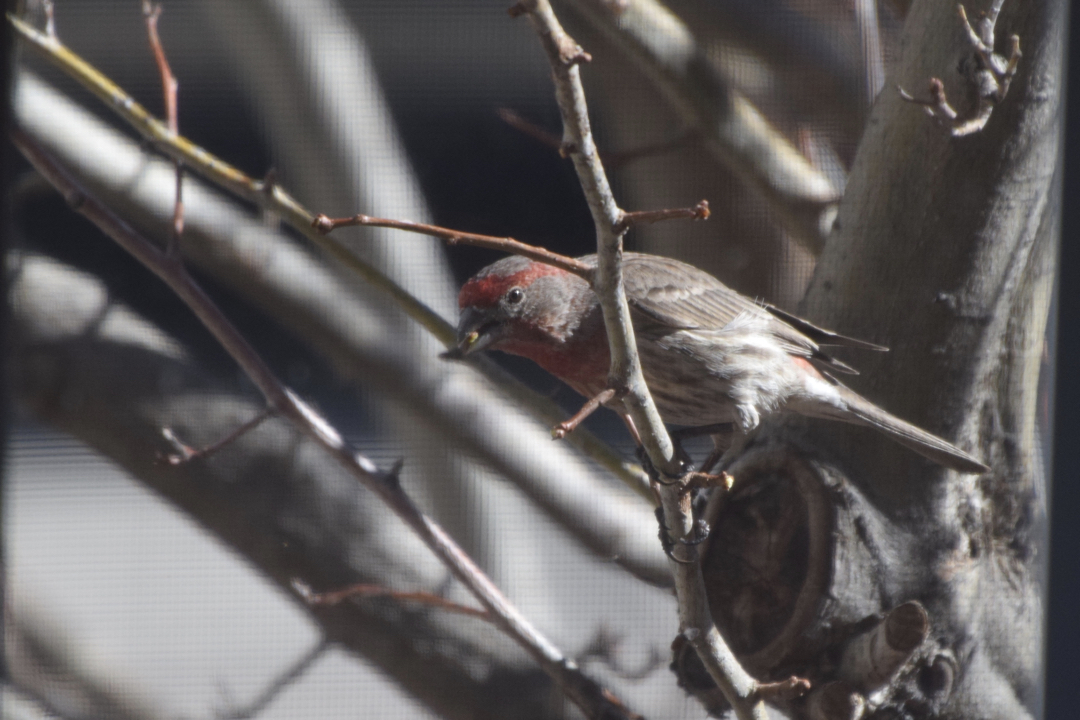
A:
[514, 2, 784, 718]
[10, 127, 641, 720]
[294, 580, 490, 620]
[141, 1, 183, 256]
[898, 2, 1021, 136]
[313, 213, 594, 279]
[160, 407, 274, 466]
[553, 388, 618, 439]
[616, 200, 710, 233]
[314, 207, 711, 276]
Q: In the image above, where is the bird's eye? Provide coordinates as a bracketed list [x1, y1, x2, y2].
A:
[505, 287, 525, 305]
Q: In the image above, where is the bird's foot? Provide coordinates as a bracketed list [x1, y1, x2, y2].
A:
[655, 508, 711, 562]
[635, 445, 687, 486]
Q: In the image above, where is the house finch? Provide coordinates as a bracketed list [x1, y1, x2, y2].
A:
[452, 252, 988, 474]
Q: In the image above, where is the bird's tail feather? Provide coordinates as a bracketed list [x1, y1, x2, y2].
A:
[817, 386, 989, 474]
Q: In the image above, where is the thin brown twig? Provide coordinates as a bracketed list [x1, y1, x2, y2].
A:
[142, 1, 184, 256]
[314, 208, 710, 280]
[313, 213, 595, 279]
[552, 388, 617, 439]
[159, 406, 275, 465]
[297, 581, 491, 620]
[10, 126, 640, 720]
[616, 200, 710, 233]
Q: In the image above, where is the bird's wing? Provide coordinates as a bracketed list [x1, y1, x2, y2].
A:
[764, 305, 888, 352]
[618, 253, 868, 375]
[621, 253, 768, 330]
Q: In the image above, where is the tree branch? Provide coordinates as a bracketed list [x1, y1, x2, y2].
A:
[13, 68, 663, 581]
[514, 2, 781, 717]
[10, 127, 641, 720]
[10, 22, 665, 561]
[10, 251, 580, 719]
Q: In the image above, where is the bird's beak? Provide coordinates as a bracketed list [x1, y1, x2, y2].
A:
[441, 307, 501, 360]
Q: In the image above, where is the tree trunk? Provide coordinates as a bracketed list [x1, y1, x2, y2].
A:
[681, 0, 1060, 716]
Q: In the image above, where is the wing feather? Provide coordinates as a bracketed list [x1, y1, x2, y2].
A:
[587, 253, 877, 375]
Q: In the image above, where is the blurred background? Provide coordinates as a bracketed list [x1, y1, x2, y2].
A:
[4, 0, 1074, 718]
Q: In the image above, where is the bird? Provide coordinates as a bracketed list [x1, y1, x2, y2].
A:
[450, 252, 989, 474]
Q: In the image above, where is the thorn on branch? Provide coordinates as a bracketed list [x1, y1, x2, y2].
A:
[384, 458, 406, 489]
[497, 107, 563, 153]
[260, 167, 277, 197]
[614, 200, 710, 234]
[898, 78, 958, 122]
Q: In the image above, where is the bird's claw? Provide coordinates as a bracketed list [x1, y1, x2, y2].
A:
[656, 509, 709, 563]
[680, 518, 711, 546]
[636, 445, 688, 486]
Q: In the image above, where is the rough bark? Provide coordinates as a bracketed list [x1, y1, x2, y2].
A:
[679, 0, 1059, 717]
